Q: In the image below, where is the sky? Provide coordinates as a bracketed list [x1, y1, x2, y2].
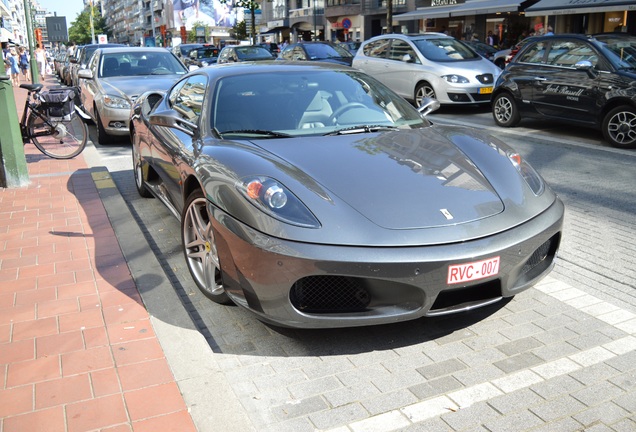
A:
[38, 0, 86, 25]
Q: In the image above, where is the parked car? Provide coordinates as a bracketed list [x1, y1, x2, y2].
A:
[172, 43, 204, 60]
[216, 45, 276, 63]
[463, 40, 498, 63]
[184, 45, 220, 70]
[353, 33, 501, 106]
[69, 43, 125, 87]
[340, 40, 362, 55]
[491, 33, 636, 149]
[493, 36, 540, 69]
[279, 41, 354, 66]
[78, 47, 187, 144]
[129, 62, 564, 328]
[259, 42, 280, 55]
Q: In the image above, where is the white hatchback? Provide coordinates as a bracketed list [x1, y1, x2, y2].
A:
[353, 33, 501, 106]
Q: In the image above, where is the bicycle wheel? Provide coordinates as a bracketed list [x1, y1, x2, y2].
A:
[27, 111, 88, 159]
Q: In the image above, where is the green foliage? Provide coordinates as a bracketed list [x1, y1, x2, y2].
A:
[232, 21, 247, 40]
[188, 21, 211, 43]
[68, 5, 110, 44]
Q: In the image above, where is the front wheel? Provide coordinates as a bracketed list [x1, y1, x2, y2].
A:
[602, 105, 636, 149]
[131, 129, 153, 198]
[415, 82, 436, 108]
[182, 189, 232, 304]
[492, 92, 521, 127]
[28, 112, 88, 159]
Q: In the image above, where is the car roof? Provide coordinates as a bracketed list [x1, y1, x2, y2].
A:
[95, 47, 177, 54]
[202, 61, 352, 77]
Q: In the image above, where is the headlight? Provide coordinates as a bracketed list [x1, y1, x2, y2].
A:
[442, 74, 470, 84]
[237, 176, 320, 228]
[507, 152, 545, 195]
[102, 95, 131, 109]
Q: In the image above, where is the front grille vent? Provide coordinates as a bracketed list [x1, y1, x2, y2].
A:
[290, 276, 370, 313]
[521, 235, 559, 276]
[476, 73, 494, 85]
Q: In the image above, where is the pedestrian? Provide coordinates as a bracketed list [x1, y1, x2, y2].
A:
[18, 46, 30, 82]
[486, 31, 494, 46]
[545, 26, 554, 36]
[471, 33, 479, 42]
[7, 47, 20, 86]
[35, 43, 46, 79]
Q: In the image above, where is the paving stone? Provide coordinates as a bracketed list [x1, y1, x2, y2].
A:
[487, 388, 545, 415]
[497, 322, 544, 340]
[530, 375, 586, 400]
[526, 416, 588, 432]
[288, 375, 342, 399]
[408, 375, 464, 400]
[361, 389, 419, 416]
[569, 363, 623, 386]
[308, 402, 368, 430]
[415, 358, 467, 380]
[609, 418, 636, 432]
[493, 352, 544, 373]
[573, 401, 630, 427]
[532, 340, 581, 362]
[482, 408, 545, 432]
[571, 381, 625, 407]
[448, 382, 503, 408]
[492, 369, 543, 393]
[272, 396, 329, 420]
[348, 410, 411, 432]
[452, 364, 507, 387]
[605, 351, 636, 374]
[440, 401, 501, 431]
[529, 395, 587, 422]
[496, 336, 544, 356]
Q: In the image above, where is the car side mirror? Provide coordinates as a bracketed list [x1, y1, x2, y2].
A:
[77, 69, 94, 80]
[574, 60, 597, 77]
[417, 97, 441, 117]
[149, 111, 198, 137]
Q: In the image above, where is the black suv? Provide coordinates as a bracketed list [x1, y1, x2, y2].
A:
[491, 33, 636, 149]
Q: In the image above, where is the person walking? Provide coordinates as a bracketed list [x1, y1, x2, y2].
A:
[18, 46, 30, 82]
[35, 43, 46, 79]
[7, 47, 20, 86]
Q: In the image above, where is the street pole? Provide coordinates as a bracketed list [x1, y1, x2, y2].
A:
[25, 0, 39, 84]
[0, 71, 29, 187]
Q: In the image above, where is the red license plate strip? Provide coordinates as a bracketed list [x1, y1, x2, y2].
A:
[447, 256, 500, 285]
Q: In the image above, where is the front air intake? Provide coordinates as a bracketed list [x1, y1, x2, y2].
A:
[290, 276, 370, 313]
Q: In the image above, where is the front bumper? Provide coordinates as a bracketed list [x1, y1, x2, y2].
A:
[98, 105, 130, 136]
[211, 198, 564, 328]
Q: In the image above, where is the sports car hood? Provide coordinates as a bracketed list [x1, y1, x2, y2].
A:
[255, 128, 504, 230]
[101, 75, 184, 100]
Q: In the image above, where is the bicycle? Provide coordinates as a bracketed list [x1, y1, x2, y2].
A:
[1, 75, 89, 159]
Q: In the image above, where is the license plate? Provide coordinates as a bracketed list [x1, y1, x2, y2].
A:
[479, 87, 493, 94]
[447, 256, 500, 285]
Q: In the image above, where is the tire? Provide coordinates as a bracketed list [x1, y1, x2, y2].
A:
[415, 82, 435, 108]
[182, 189, 232, 304]
[492, 92, 521, 127]
[28, 111, 88, 159]
[95, 107, 116, 145]
[131, 129, 153, 198]
[602, 105, 636, 149]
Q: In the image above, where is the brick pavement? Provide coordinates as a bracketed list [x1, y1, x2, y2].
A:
[0, 79, 196, 432]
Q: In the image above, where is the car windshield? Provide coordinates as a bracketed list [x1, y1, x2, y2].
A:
[195, 48, 219, 59]
[304, 43, 353, 59]
[235, 46, 274, 60]
[413, 37, 481, 61]
[212, 69, 428, 138]
[595, 35, 636, 69]
[100, 52, 188, 77]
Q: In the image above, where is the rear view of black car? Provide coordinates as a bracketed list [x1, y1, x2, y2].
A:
[491, 33, 636, 149]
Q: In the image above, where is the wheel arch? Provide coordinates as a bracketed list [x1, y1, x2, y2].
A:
[598, 98, 636, 127]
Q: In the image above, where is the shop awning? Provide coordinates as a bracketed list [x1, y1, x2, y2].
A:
[395, 0, 522, 22]
[525, 0, 636, 17]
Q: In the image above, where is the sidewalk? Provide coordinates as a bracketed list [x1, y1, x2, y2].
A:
[0, 77, 197, 431]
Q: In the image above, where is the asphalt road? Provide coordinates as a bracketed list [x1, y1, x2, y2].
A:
[84, 108, 636, 431]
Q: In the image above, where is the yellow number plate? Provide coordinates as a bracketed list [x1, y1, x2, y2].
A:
[479, 87, 493, 94]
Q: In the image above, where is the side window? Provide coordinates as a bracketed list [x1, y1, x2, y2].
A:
[546, 41, 598, 67]
[517, 42, 547, 64]
[172, 75, 208, 123]
[363, 39, 391, 59]
[388, 40, 418, 63]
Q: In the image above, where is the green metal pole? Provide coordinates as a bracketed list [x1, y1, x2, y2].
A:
[25, 0, 39, 84]
[0, 69, 29, 187]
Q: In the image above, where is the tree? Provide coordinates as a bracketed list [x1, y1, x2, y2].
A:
[386, 0, 392, 34]
[68, 5, 110, 44]
[188, 21, 211, 43]
[221, 0, 260, 43]
[232, 20, 248, 41]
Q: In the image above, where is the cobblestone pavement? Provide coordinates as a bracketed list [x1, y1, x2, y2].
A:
[98, 130, 636, 431]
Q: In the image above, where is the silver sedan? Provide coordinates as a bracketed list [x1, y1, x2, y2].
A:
[78, 47, 187, 144]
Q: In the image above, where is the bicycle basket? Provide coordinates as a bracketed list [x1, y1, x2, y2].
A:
[39, 88, 76, 121]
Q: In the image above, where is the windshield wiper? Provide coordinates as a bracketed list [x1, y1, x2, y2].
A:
[324, 125, 399, 136]
[219, 129, 293, 138]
